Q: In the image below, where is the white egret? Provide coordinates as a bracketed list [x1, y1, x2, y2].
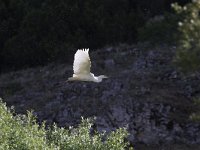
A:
[68, 48, 108, 82]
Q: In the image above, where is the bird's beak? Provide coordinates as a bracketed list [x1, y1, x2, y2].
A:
[103, 75, 108, 78]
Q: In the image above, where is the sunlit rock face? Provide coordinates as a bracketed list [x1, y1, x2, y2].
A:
[0, 44, 200, 145]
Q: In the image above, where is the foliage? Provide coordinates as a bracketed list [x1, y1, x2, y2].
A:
[190, 97, 200, 121]
[172, 0, 200, 122]
[0, 0, 190, 72]
[172, 0, 200, 73]
[138, 0, 190, 45]
[0, 0, 143, 72]
[0, 98, 131, 150]
[138, 13, 179, 45]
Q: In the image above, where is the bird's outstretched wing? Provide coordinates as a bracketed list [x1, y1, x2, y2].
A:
[73, 49, 91, 75]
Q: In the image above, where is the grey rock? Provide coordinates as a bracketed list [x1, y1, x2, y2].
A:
[104, 59, 115, 70]
[0, 45, 200, 145]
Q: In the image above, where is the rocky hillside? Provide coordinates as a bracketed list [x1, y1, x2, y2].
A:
[0, 44, 200, 150]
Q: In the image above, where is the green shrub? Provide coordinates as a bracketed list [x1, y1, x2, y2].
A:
[172, 0, 200, 122]
[138, 13, 179, 45]
[0, 101, 52, 149]
[0, 98, 132, 150]
[0, 0, 145, 72]
[189, 97, 200, 122]
[172, 0, 200, 72]
[2, 0, 191, 72]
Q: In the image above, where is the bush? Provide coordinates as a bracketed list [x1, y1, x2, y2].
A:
[0, 0, 145, 72]
[0, 98, 132, 150]
[1, 0, 191, 72]
[137, 1, 190, 45]
[172, 0, 200, 122]
[172, 0, 200, 73]
[190, 97, 200, 121]
[138, 13, 179, 45]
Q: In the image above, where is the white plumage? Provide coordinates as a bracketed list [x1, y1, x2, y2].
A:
[68, 48, 107, 82]
[73, 49, 91, 75]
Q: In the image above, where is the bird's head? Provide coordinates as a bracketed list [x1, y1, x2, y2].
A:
[96, 75, 108, 82]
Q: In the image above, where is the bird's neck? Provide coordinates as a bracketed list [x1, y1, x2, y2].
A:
[93, 76, 102, 82]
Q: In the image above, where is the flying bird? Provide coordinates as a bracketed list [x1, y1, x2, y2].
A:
[68, 48, 108, 82]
